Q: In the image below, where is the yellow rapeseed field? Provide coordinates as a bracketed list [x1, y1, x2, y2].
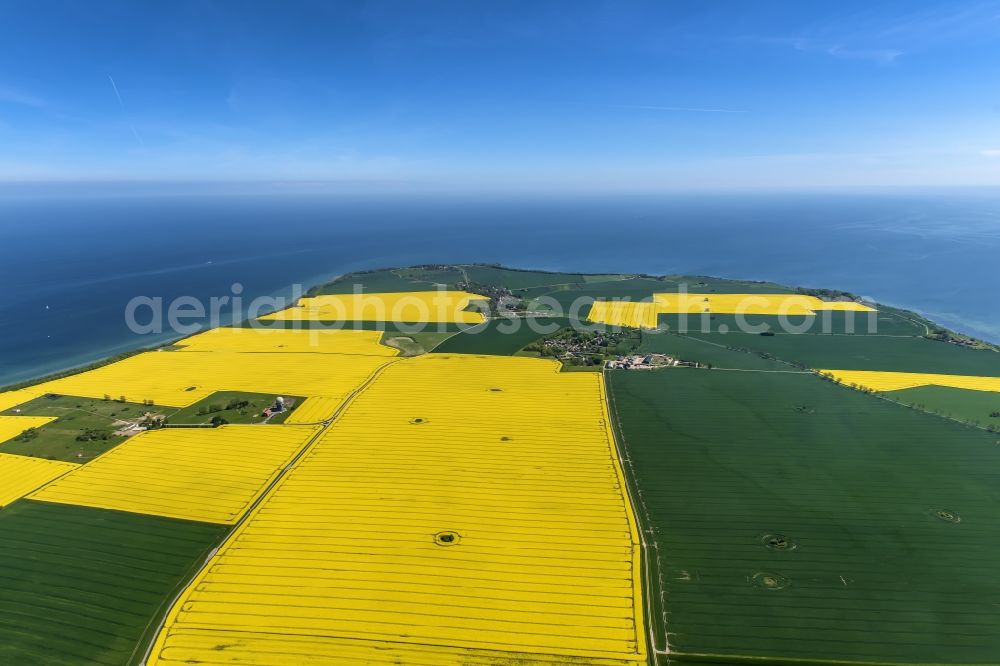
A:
[259, 290, 488, 323]
[174, 326, 397, 356]
[283, 396, 343, 424]
[0, 453, 77, 507]
[811, 300, 877, 311]
[31, 425, 320, 524]
[0, 415, 56, 444]
[657, 293, 873, 315]
[0, 388, 48, 413]
[148, 354, 647, 666]
[587, 292, 874, 327]
[820, 369, 1000, 393]
[586, 301, 660, 329]
[27, 350, 391, 408]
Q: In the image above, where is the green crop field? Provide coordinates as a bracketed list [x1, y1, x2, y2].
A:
[607, 368, 1000, 664]
[398, 266, 464, 286]
[672, 276, 792, 293]
[431, 317, 570, 355]
[886, 385, 1000, 426]
[0, 395, 174, 462]
[464, 265, 586, 289]
[0, 501, 227, 666]
[582, 273, 632, 282]
[639, 331, 790, 370]
[310, 268, 433, 294]
[658, 310, 920, 336]
[682, 330, 1000, 374]
[524, 277, 674, 308]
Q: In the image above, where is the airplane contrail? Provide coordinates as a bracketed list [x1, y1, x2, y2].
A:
[108, 75, 125, 108]
[108, 74, 145, 147]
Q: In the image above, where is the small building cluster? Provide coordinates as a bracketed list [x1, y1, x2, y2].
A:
[261, 396, 286, 419]
[605, 353, 700, 370]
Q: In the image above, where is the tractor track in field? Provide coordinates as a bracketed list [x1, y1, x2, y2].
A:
[134, 357, 402, 666]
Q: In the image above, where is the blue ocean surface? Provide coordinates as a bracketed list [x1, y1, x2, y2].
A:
[1, 190, 999, 386]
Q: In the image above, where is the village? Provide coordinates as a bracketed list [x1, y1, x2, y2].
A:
[520, 326, 703, 370]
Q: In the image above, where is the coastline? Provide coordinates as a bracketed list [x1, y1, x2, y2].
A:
[3, 264, 994, 393]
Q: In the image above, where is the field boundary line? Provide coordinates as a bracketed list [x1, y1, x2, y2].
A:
[708, 368, 810, 373]
[671, 650, 996, 666]
[135, 357, 402, 666]
[603, 368, 670, 664]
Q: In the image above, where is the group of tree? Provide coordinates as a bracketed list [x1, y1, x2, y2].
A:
[197, 398, 252, 416]
[75, 428, 110, 442]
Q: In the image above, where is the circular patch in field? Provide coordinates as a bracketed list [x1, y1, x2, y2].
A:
[933, 508, 961, 523]
[761, 534, 796, 551]
[409, 417, 428, 425]
[751, 571, 789, 590]
[434, 531, 461, 546]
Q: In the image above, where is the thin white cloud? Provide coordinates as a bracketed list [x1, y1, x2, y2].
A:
[980, 149, 1000, 157]
[870, 2, 1000, 43]
[747, 2, 1000, 65]
[0, 84, 45, 108]
[825, 45, 903, 64]
[752, 37, 905, 64]
[612, 104, 746, 114]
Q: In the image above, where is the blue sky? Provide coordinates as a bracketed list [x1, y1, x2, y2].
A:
[1, 0, 999, 191]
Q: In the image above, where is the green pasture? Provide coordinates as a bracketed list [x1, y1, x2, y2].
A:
[167, 390, 302, 425]
[0, 395, 173, 462]
[0, 501, 226, 666]
[381, 331, 456, 355]
[608, 369, 1000, 663]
